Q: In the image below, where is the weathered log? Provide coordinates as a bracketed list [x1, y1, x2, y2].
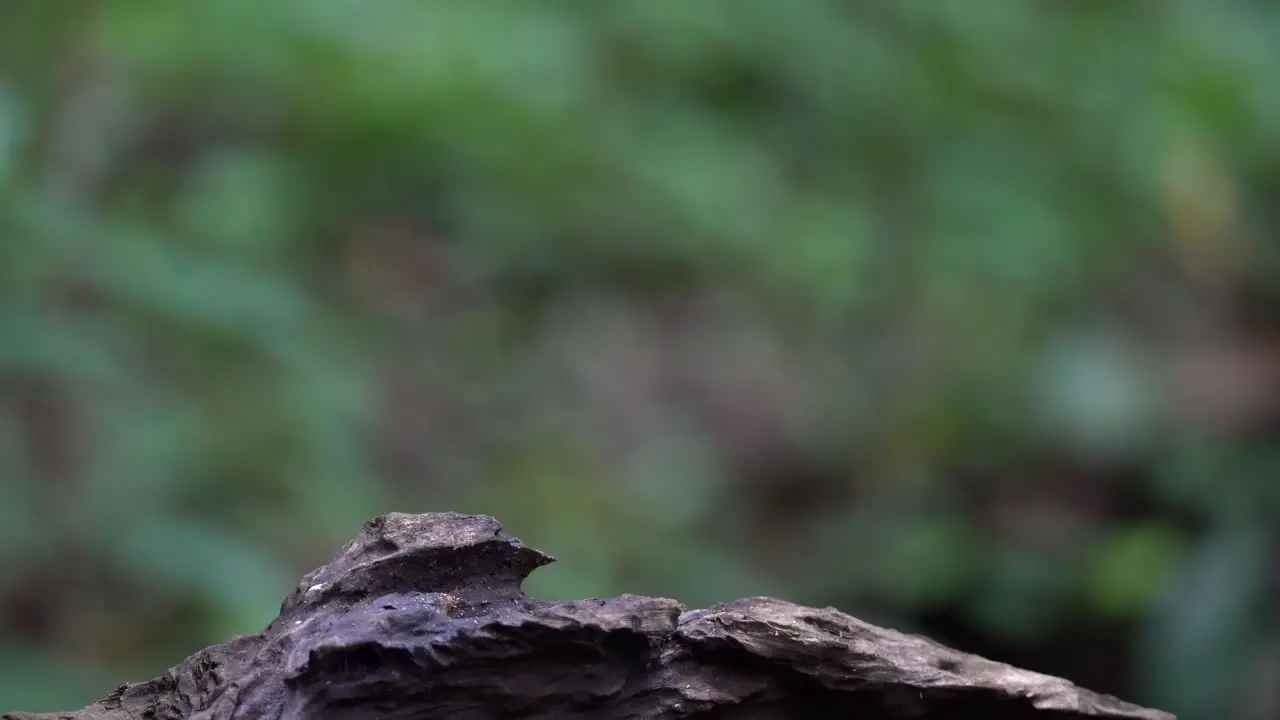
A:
[4, 512, 1174, 719]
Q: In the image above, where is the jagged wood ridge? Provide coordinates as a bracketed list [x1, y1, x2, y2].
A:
[4, 512, 1174, 719]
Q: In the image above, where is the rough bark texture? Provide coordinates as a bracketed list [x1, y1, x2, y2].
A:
[5, 512, 1175, 719]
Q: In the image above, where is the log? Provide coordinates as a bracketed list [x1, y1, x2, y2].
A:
[4, 512, 1175, 719]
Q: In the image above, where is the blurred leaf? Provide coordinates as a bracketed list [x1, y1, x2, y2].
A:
[879, 515, 977, 610]
[1135, 523, 1268, 718]
[636, 538, 782, 609]
[1033, 329, 1162, 463]
[94, 236, 308, 341]
[78, 399, 207, 523]
[0, 417, 44, 583]
[618, 429, 728, 529]
[107, 517, 292, 633]
[1155, 440, 1280, 520]
[176, 151, 303, 253]
[965, 547, 1075, 643]
[0, 303, 122, 383]
[1084, 521, 1185, 619]
[0, 645, 100, 714]
[0, 82, 23, 182]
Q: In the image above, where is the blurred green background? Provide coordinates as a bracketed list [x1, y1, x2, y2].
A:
[2, 2, 1279, 718]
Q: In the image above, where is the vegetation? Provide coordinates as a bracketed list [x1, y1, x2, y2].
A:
[2, 3, 1278, 718]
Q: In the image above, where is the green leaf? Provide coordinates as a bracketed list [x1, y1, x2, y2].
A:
[0, 645, 102, 714]
[1135, 524, 1269, 718]
[0, 82, 24, 182]
[879, 515, 976, 609]
[107, 517, 292, 633]
[1084, 521, 1185, 618]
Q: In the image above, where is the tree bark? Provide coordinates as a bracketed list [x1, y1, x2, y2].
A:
[4, 512, 1174, 719]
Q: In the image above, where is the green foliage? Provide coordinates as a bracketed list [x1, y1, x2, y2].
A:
[2, 3, 1279, 718]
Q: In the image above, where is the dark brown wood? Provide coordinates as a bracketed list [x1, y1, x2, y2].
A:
[4, 512, 1175, 719]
